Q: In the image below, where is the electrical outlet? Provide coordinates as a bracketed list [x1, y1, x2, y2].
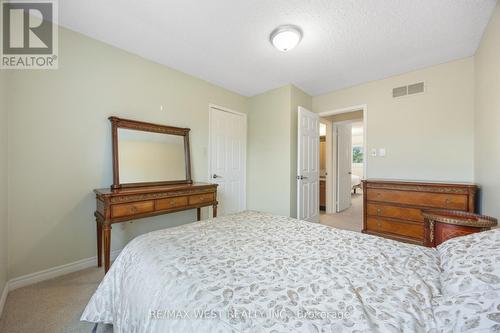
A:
[370, 148, 377, 157]
[379, 148, 386, 157]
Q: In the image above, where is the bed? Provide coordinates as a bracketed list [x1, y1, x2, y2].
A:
[82, 211, 500, 332]
[351, 174, 362, 193]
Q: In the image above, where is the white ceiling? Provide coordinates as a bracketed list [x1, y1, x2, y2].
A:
[58, 0, 496, 97]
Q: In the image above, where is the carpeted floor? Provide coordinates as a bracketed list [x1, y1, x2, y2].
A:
[319, 191, 363, 232]
[0, 267, 111, 333]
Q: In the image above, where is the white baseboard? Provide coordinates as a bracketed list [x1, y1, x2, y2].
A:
[8, 249, 122, 292]
[0, 249, 122, 318]
[0, 281, 8, 318]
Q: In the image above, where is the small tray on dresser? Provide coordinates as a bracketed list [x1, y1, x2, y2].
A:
[422, 209, 498, 247]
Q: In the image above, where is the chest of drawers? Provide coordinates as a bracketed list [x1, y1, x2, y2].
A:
[362, 180, 478, 246]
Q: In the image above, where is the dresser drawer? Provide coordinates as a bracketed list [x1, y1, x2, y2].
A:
[189, 193, 215, 205]
[366, 189, 468, 210]
[365, 217, 378, 233]
[156, 196, 188, 211]
[367, 217, 423, 240]
[367, 203, 424, 223]
[111, 201, 154, 218]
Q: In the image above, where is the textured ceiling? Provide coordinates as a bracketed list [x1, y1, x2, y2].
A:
[58, 0, 497, 96]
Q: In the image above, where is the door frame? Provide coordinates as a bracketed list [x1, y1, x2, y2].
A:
[318, 104, 367, 214]
[208, 104, 248, 214]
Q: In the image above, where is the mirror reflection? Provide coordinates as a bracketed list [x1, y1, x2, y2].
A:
[118, 128, 186, 184]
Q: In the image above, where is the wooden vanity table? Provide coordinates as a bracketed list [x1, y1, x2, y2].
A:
[95, 183, 217, 272]
[95, 117, 218, 272]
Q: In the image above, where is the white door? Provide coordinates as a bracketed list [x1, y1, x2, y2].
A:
[336, 123, 352, 212]
[209, 106, 246, 216]
[297, 106, 320, 222]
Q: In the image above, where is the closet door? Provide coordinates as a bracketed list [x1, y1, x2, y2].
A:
[209, 106, 247, 216]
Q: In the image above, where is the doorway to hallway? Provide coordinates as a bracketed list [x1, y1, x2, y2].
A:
[318, 105, 366, 232]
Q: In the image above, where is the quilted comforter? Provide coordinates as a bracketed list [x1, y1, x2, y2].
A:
[81, 211, 450, 332]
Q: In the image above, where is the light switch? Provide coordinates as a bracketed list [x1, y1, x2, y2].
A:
[379, 148, 386, 157]
[370, 148, 377, 157]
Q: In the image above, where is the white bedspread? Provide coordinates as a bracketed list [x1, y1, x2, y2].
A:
[82, 211, 442, 332]
[351, 174, 361, 188]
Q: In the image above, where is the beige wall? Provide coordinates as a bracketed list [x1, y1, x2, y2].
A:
[7, 27, 248, 279]
[247, 86, 291, 216]
[247, 85, 311, 217]
[0, 71, 7, 298]
[313, 58, 475, 182]
[475, 3, 500, 218]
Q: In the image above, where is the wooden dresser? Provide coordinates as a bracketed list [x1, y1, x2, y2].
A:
[362, 179, 478, 245]
[95, 183, 217, 272]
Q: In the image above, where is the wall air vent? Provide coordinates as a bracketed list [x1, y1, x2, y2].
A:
[393, 82, 425, 98]
[392, 86, 407, 98]
[408, 82, 425, 95]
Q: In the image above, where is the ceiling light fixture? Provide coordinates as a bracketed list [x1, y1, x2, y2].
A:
[270, 25, 302, 52]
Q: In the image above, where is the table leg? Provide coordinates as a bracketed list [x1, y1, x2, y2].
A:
[103, 224, 112, 273]
[197, 207, 201, 221]
[213, 205, 217, 218]
[96, 219, 102, 267]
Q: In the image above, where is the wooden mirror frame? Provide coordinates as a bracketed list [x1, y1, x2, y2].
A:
[109, 116, 192, 189]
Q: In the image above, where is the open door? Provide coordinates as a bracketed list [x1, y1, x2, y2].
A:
[297, 106, 320, 222]
[336, 123, 352, 212]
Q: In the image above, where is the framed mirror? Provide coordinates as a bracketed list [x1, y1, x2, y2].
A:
[109, 117, 192, 189]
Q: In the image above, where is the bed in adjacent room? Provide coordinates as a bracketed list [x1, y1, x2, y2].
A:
[351, 175, 362, 193]
[82, 211, 500, 333]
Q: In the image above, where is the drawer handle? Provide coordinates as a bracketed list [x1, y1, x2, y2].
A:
[377, 208, 382, 214]
[445, 198, 451, 205]
[376, 193, 381, 197]
[130, 206, 138, 213]
[170, 200, 176, 206]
